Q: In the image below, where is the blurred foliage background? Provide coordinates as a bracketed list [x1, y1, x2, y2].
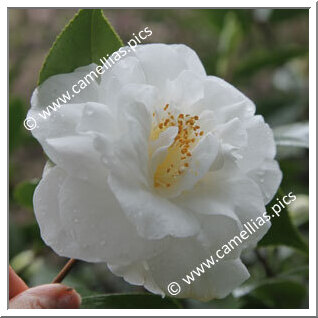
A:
[9, 9, 309, 309]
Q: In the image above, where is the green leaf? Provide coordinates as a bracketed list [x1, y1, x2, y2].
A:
[10, 250, 35, 274]
[216, 12, 243, 77]
[38, 9, 123, 85]
[274, 122, 309, 148]
[258, 190, 308, 253]
[13, 179, 39, 210]
[81, 294, 182, 309]
[9, 98, 27, 153]
[269, 9, 308, 23]
[238, 279, 307, 309]
[234, 46, 308, 79]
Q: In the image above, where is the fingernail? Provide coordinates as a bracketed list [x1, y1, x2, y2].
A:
[56, 289, 81, 309]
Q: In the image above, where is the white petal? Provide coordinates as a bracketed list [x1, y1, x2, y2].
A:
[196, 214, 243, 260]
[107, 173, 201, 239]
[33, 166, 79, 253]
[238, 115, 276, 172]
[132, 44, 200, 91]
[247, 159, 282, 204]
[45, 134, 107, 186]
[175, 165, 270, 246]
[170, 44, 206, 77]
[150, 126, 179, 175]
[93, 92, 153, 187]
[28, 103, 85, 149]
[194, 76, 255, 122]
[213, 118, 247, 150]
[108, 262, 164, 296]
[146, 237, 249, 301]
[34, 165, 166, 265]
[77, 102, 119, 136]
[31, 64, 101, 109]
[164, 70, 205, 111]
[100, 56, 147, 107]
[227, 177, 271, 244]
[58, 174, 165, 264]
[169, 133, 219, 197]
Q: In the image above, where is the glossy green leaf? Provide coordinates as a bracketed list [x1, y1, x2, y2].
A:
[38, 9, 123, 85]
[81, 294, 182, 309]
[13, 179, 39, 210]
[258, 190, 308, 253]
[238, 279, 307, 309]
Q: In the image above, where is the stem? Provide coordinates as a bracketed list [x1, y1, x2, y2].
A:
[255, 249, 274, 277]
[52, 258, 78, 284]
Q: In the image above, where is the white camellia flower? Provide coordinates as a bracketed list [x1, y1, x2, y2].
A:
[28, 44, 282, 301]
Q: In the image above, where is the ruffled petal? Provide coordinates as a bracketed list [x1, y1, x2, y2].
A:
[194, 76, 255, 123]
[107, 173, 201, 239]
[238, 115, 277, 172]
[170, 44, 206, 77]
[131, 44, 205, 92]
[108, 262, 164, 296]
[99, 56, 147, 107]
[45, 134, 107, 186]
[247, 158, 282, 204]
[164, 70, 205, 111]
[28, 103, 85, 150]
[175, 163, 271, 246]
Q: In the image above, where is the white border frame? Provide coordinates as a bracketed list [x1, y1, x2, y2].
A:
[2, 1, 316, 316]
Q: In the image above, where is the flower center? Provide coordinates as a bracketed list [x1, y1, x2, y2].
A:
[150, 104, 204, 189]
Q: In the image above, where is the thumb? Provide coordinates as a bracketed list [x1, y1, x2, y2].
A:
[9, 284, 81, 309]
